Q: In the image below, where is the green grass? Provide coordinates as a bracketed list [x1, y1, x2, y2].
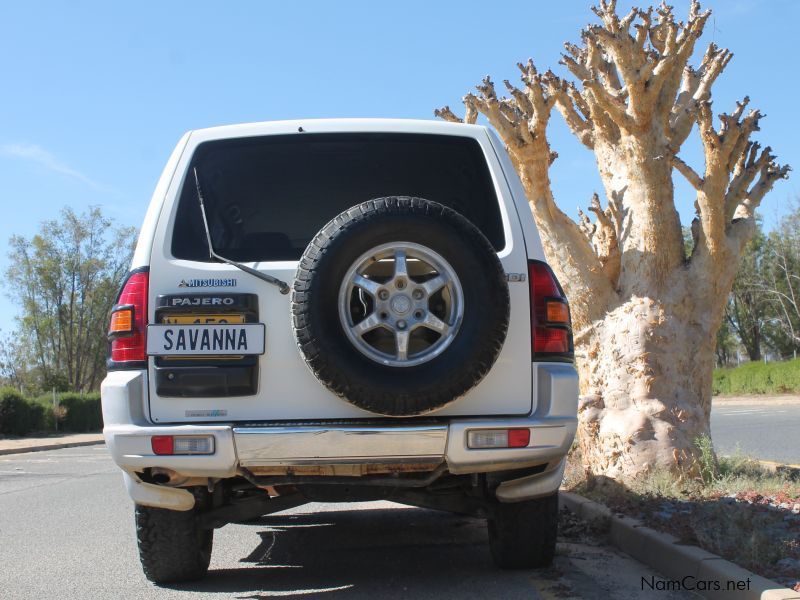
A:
[713, 358, 800, 395]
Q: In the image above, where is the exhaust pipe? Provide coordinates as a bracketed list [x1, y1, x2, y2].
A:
[150, 467, 190, 487]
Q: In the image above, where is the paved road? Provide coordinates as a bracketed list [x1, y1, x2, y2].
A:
[0, 446, 691, 600]
[711, 397, 800, 464]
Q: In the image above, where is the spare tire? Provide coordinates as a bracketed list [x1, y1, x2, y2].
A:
[292, 197, 509, 416]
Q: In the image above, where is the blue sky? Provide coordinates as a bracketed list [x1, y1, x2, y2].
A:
[0, 0, 797, 329]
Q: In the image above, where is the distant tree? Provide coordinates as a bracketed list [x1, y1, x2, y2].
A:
[714, 319, 737, 368]
[0, 330, 35, 393]
[5, 207, 136, 392]
[761, 202, 800, 357]
[725, 229, 769, 361]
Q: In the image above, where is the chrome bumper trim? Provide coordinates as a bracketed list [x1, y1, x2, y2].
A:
[233, 424, 448, 467]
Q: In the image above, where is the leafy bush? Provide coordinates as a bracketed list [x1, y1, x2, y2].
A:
[0, 387, 46, 435]
[58, 393, 102, 432]
[713, 358, 800, 395]
[29, 394, 61, 430]
[0, 389, 102, 435]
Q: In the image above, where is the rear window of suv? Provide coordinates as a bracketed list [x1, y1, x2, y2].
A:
[171, 132, 505, 262]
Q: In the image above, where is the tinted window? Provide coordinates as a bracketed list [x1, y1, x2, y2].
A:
[171, 133, 504, 262]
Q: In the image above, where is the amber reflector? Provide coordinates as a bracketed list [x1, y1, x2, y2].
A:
[546, 301, 569, 324]
[109, 308, 133, 334]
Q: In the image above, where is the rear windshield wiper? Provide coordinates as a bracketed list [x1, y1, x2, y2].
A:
[193, 167, 290, 295]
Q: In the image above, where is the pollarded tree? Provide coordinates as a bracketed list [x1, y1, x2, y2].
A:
[437, 0, 789, 481]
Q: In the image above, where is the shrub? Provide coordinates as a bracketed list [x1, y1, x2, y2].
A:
[694, 434, 718, 484]
[0, 387, 46, 435]
[712, 369, 731, 396]
[58, 393, 102, 432]
[29, 394, 61, 430]
[713, 358, 800, 396]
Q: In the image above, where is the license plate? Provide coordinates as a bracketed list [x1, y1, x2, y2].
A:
[147, 324, 265, 356]
[161, 313, 245, 324]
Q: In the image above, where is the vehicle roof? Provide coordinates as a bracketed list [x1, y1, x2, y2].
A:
[187, 118, 489, 143]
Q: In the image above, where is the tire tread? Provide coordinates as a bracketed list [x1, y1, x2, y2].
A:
[135, 505, 212, 584]
[488, 493, 558, 569]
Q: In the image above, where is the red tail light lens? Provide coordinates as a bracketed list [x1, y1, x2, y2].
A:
[109, 270, 148, 365]
[507, 428, 531, 448]
[151, 435, 174, 455]
[528, 261, 573, 360]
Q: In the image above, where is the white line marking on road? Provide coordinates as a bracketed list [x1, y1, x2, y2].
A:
[717, 408, 790, 416]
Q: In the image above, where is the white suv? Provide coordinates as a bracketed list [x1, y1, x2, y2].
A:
[101, 119, 579, 583]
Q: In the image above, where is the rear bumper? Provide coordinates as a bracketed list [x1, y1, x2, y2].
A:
[102, 363, 578, 504]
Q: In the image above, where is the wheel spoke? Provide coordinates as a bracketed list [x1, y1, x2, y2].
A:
[394, 249, 408, 279]
[421, 274, 446, 296]
[422, 313, 449, 335]
[353, 274, 380, 297]
[395, 330, 410, 361]
[351, 313, 381, 337]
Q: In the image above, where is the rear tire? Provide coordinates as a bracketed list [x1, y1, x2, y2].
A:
[135, 504, 213, 584]
[487, 492, 558, 569]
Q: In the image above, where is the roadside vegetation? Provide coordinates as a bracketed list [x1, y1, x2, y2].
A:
[564, 440, 800, 590]
[715, 203, 800, 367]
[0, 207, 129, 438]
[0, 207, 135, 396]
[713, 358, 800, 395]
[0, 387, 102, 436]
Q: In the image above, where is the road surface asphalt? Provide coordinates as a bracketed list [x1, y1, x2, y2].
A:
[0, 446, 693, 600]
[711, 396, 800, 464]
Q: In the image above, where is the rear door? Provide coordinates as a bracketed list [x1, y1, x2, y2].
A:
[146, 121, 532, 423]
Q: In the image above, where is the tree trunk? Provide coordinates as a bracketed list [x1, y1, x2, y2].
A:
[594, 135, 685, 296]
[576, 294, 719, 479]
[746, 324, 762, 362]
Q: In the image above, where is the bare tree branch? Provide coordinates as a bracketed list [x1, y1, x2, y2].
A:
[433, 106, 463, 123]
[586, 192, 622, 286]
[549, 81, 594, 148]
[686, 98, 790, 259]
[673, 154, 703, 190]
[670, 44, 733, 149]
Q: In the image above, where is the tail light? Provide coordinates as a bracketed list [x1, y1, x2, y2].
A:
[151, 435, 214, 455]
[528, 260, 573, 361]
[467, 428, 531, 449]
[108, 269, 149, 367]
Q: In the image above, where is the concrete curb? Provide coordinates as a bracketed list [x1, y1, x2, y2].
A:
[0, 438, 105, 456]
[559, 491, 800, 600]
